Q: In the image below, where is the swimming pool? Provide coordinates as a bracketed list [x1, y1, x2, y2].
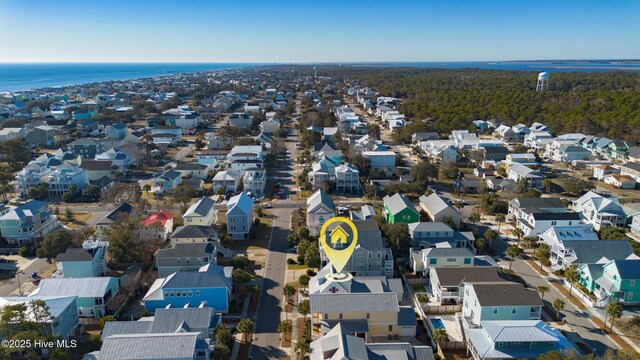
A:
[430, 318, 446, 330]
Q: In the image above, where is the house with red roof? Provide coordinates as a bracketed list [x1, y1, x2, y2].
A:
[141, 211, 175, 241]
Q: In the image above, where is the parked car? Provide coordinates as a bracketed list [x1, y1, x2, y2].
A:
[262, 203, 273, 209]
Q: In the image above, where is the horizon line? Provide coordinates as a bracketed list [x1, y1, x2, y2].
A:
[1, 58, 640, 65]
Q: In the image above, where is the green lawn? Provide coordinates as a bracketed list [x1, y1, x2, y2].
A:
[411, 284, 426, 293]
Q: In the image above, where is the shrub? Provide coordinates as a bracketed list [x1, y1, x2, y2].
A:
[18, 247, 30, 257]
[298, 274, 310, 286]
[417, 294, 428, 303]
[306, 269, 317, 277]
[286, 258, 297, 265]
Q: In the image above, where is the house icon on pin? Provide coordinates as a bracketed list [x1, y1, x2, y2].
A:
[329, 226, 349, 249]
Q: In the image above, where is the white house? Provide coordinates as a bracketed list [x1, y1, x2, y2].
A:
[243, 168, 266, 196]
[306, 189, 335, 236]
[212, 170, 241, 194]
[572, 191, 627, 230]
[507, 163, 544, 189]
[226, 192, 253, 240]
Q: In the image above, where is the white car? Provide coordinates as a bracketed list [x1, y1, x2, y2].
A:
[262, 203, 273, 209]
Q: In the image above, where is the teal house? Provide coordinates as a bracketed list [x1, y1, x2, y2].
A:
[580, 259, 640, 305]
[383, 193, 419, 224]
[31, 277, 120, 318]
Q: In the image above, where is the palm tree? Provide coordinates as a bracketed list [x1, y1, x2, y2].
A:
[468, 213, 481, 225]
[552, 298, 565, 319]
[505, 245, 522, 271]
[475, 238, 485, 255]
[512, 228, 524, 243]
[537, 285, 550, 301]
[237, 319, 254, 343]
[484, 229, 498, 248]
[283, 284, 297, 305]
[564, 265, 580, 297]
[432, 328, 449, 342]
[454, 202, 464, 211]
[536, 243, 551, 270]
[543, 179, 554, 193]
[298, 300, 310, 321]
[605, 303, 623, 332]
[495, 214, 505, 232]
[278, 320, 293, 341]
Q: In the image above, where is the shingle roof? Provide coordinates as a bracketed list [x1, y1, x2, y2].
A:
[471, 282, 542, 306]
[97, 203, 132, 225]
[170, 225, 218, 239]
[432, 267, 504, 287]
[81, 160, 115, 171]
[562, 240, 633, 264]
[151, 307, 216, 333]
[307, 189, 335, 213]
[55, 248, 93, 262]
[622, 162, 640, 172]
[101, 321, 154, 341]
[421, 247, 474, 258]
[183, 197, 215, 218]
[419, 193, 457, 216]
[174, 163, 207, 171]
[611, 259, 640, 279]
[156, 243, 215, 259]
[162, 270, 231, 290]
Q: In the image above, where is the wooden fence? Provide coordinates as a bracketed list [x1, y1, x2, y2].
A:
[422, 304, 462, 315]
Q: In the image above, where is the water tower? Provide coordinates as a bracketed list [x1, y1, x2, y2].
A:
[536, 72, 549, 91]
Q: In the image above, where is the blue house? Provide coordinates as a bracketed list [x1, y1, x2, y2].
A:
[31, 277, 120, 318]
[0, 200, 59, 245]
[153, 169, 183, 194]
[105, 123, 128, 140]
[0, 295, 79, 339]
[143, 263, 233, 312]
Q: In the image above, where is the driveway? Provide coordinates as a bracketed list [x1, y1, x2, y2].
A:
[0, 258, 48, 296]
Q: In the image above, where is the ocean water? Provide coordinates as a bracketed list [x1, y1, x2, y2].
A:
[0, 63, 262, 92]
[1, 61, 639, 93]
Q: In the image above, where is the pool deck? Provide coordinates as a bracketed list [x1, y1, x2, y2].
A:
[429, 314, 465, 342]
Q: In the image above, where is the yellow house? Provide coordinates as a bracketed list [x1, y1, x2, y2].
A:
[309, 265, 416, 340]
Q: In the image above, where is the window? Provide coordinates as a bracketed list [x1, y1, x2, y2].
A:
[366, 313, 370, 319]
[170, 291, 175, 297]
[188, 291, 193, 296]
[429, 258, 437, 265]
[496, 342, 504, 348]
[464, 258, 471, 264]
[182, 291, 187, 296]
[339, 313, 343, 319]
[196, 290, 200, 296]
[631, 280, 636, 287]
[388, 325, 393, 332]
[512, 307, 516, 314]
[447, 258, 456, 262]
[493, 307, 498, 314]
[357, 252, 363, 257]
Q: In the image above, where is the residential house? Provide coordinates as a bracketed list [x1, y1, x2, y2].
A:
[508, 197, 576, 237]
[603, 174, 636, 189]
[335, 163, 360, 194]
[143, 263, 233, 312]
[226, 192, 253, 240]
[169, 225, 219, 246]
[362, 151, 396, 168]
[77, 120, 99, 137]
[309, 323, 434, 360]
[105, 123, 128, 140]
[0, 200, 59, 245]
[67, 138, 106, 159]
[46, 164, 89, 196]
[505, 153, 538, 166]
[243, 168, 266, 196]
[573, 191, 627, 230]
[101, 306, 221, 342]
[408, 222, 475, 252]
[228, 112, 253, 128]
[593, 164, 617, 180]
[552, 145, 592, 162]
[410, 247, 476, 277]
[383, 193, 419, 224]
[96, 332, 210, 360]
[206, 134, 234, 149]
[429, 266, 504, 304]
[549, 239, 633, 270]
[96, 203, 132, 236]
[80, 160, 117, 181]
[350, 205, 375, 221]
[608, 140, 630, 161]
[212, 170, 241, 194]
[308, 157, 339, 187]
[54, 240, 109, 278]
[0, 295, 78, 339]
[319, 220, 394, 277]
[309, 265, 416, 339]
[307, 189, 335, 236]
[31, 277, 120, 318]
[461, 282, 542, 326]
[482, 146, 510, 162]
[0, 127, 21, 143]
[507, 163, 544, 189]
[580, 259, 640, 305]
[173, 163, 209, 179]
[153, 169, 183, 194]
[25, 125, 57, 146]
[418, 193, 462, 227]
[259, 117, 280, 133]
[156, 243, 218, 278]
[183, 197, 217, 226]
[412, 132, 440, 143]
[465, 320, 574, 360]
[620, 162, 640, 183]
[141, 211, 175, 241]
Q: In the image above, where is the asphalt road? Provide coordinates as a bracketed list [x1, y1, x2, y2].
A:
[0, 258, 48, 296]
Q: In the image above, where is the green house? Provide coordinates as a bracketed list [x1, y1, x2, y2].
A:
[580, 259, 640, 304]
[608, 140, 630, 160]
[383, 193, 419, 224]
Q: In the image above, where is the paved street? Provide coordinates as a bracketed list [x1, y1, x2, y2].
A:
[0, 258, 48, 296]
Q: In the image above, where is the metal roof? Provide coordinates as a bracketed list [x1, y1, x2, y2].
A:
[98, 332, 206, 360]
[311, 293, 399, 313]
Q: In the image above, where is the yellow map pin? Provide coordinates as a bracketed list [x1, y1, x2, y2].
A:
[319, 217, 358, 275]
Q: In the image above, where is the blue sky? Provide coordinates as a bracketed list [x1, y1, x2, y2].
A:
[0, 0, 638, 62]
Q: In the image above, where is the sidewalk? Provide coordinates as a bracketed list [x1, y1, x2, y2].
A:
[230, 292, 253, 360]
